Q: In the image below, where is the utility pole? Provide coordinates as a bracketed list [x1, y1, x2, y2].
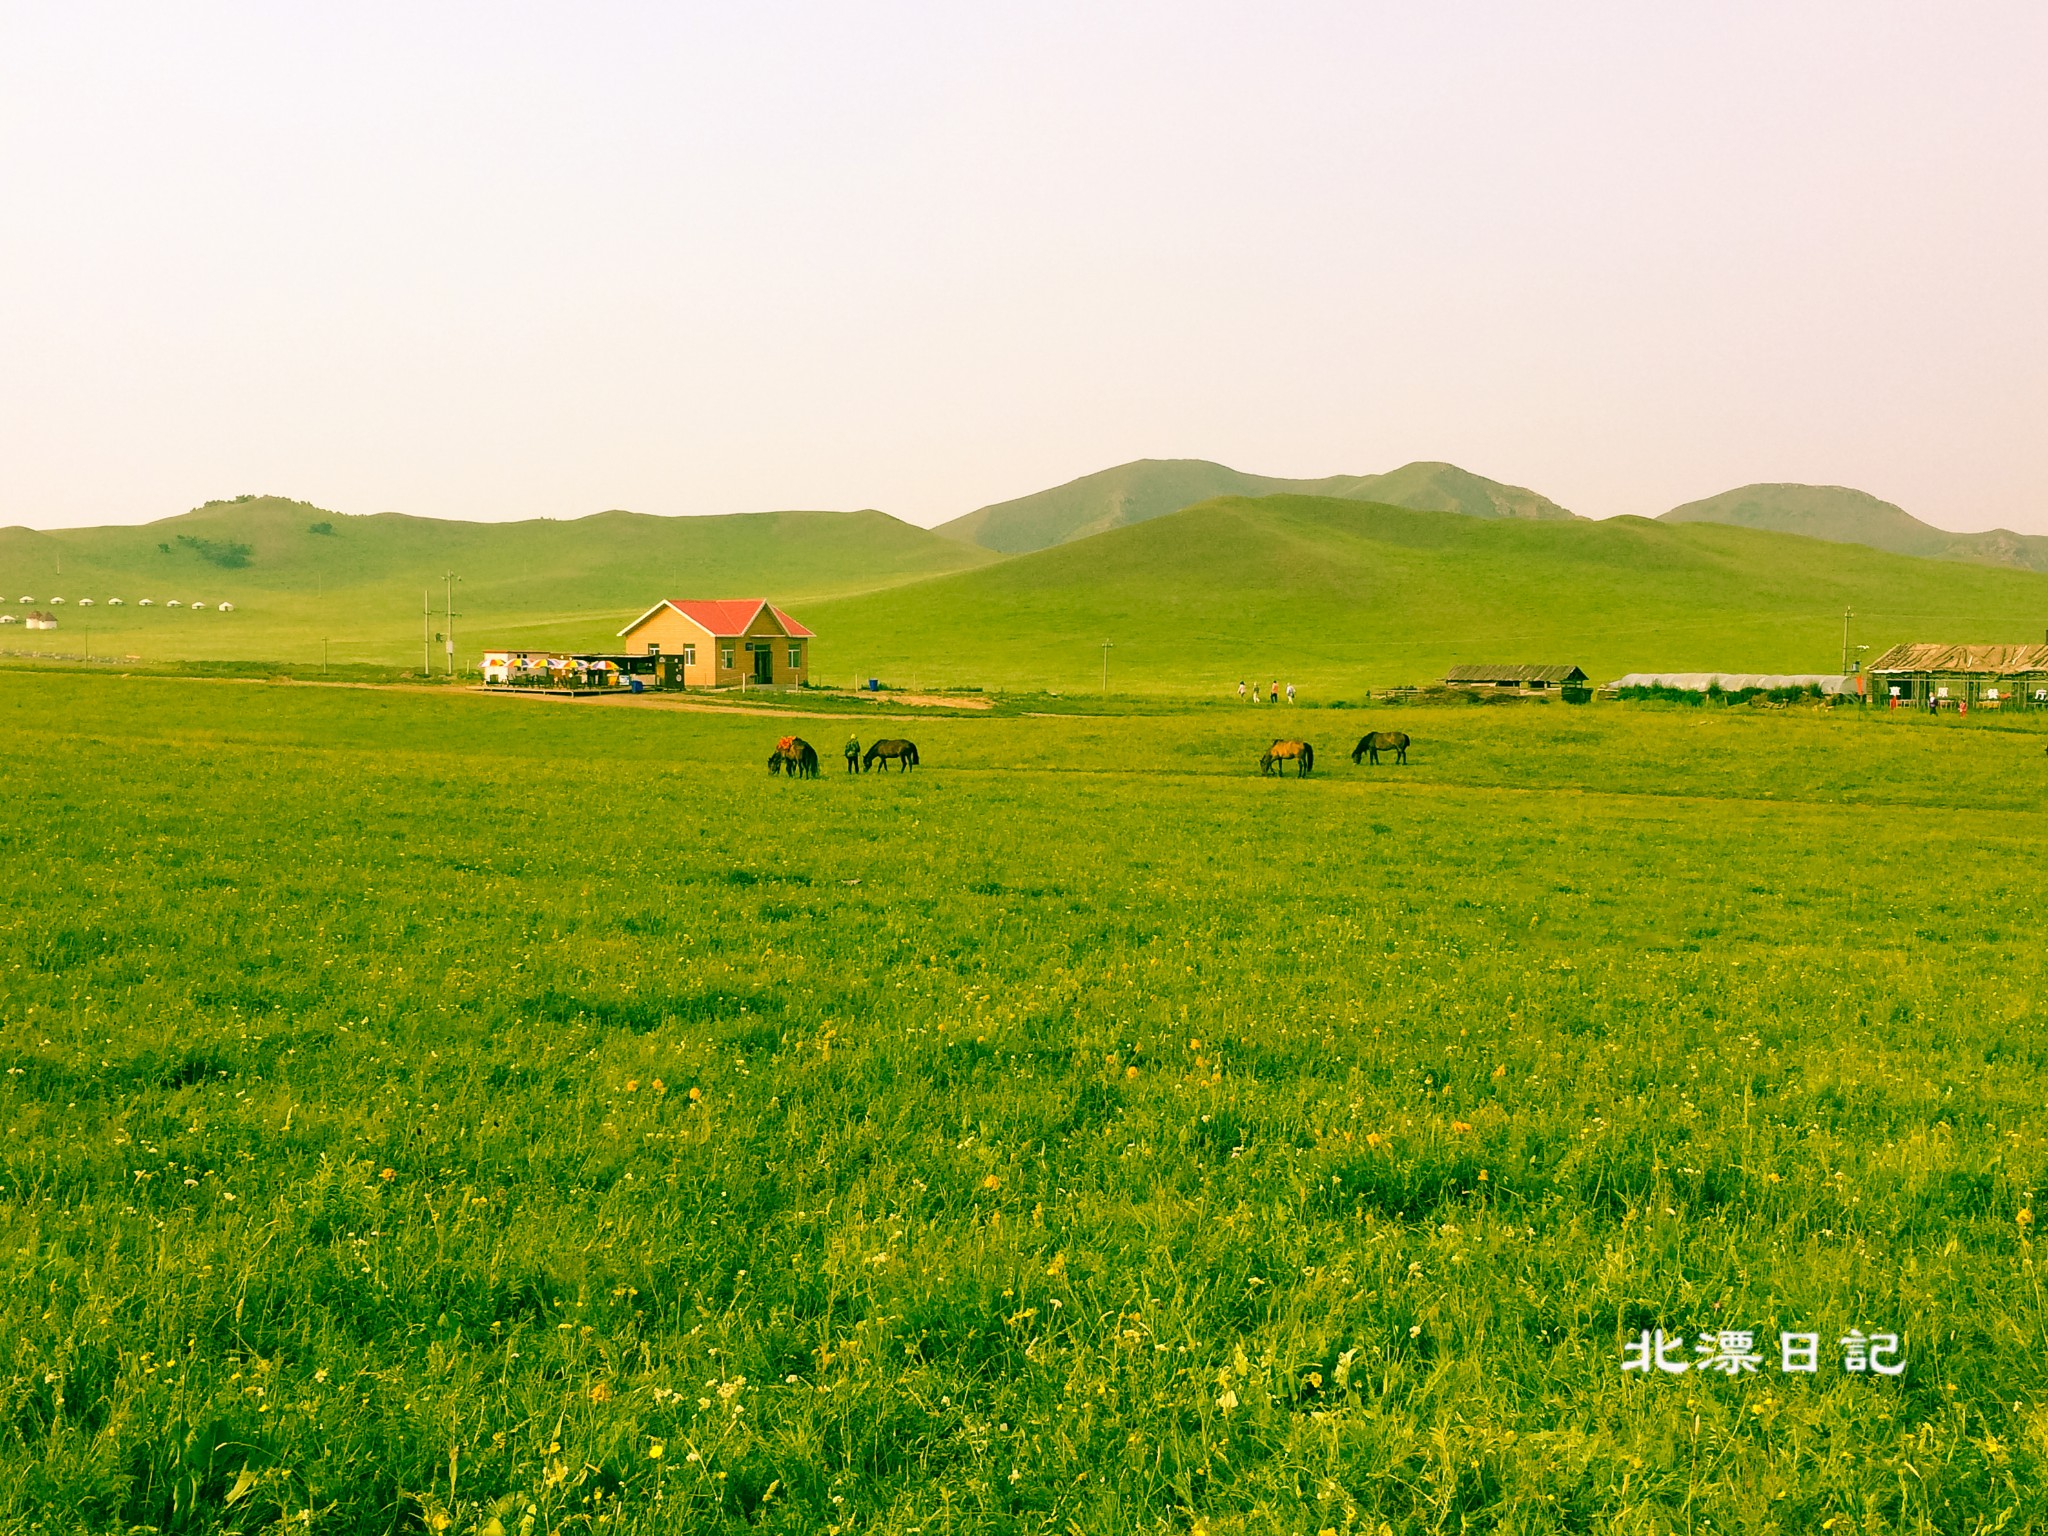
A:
[1840, 608, 1852, 676]
[1101, 639, 1114, 695]
[422, 589, 431, 676]
[443, 573, 460, 677]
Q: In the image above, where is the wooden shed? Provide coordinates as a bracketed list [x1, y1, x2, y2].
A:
[1444, 663, 1588, 692]
[615, 600, 814, 690]
[1866, 642, 2048, 711]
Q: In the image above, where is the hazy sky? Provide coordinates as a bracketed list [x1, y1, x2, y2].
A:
[3, 2, 2044, 533]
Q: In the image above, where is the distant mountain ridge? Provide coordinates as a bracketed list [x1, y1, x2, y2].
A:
[935, 458, 1575, 553]
[1660, 484, 2048, 574]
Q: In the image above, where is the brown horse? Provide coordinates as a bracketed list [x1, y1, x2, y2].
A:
[767, 736, 820, 778]
[863, 738, 919, 772]
[1351, 730, 1410, 766]
[1259, 739, 1313, 777]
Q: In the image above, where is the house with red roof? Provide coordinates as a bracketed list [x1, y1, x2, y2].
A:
[616, 599, 814, 689]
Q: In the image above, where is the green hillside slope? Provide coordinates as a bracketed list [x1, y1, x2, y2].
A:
[805, 494, 2048, 694]
[1662, 483, 2048, 574]
[937, 458, 1572, 553]
[0, 495, 996, 666]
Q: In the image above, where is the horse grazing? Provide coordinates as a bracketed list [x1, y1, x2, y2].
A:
[1351, 730, 1410, 766]
[768, 735, 820, 778]
[863, 738, 919, 772]
[1260, 739, 1314, 777]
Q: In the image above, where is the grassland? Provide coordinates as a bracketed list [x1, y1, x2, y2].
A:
[809, 494, 2048, 695]
[5, 674, 2047, 1532]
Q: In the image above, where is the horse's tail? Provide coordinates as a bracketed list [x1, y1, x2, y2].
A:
[1301, 742, 1314, 773]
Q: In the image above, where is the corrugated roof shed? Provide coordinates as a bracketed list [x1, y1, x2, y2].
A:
[1444, 663, 1588, 684]
[1866, 643, 2048, 675]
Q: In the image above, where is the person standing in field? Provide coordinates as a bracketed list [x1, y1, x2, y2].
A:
[1269, 680, 1280, 704]
[1285, 683, 1296, 704]
[1237, 680, 1247, 702]
[845, 735, 862, 772]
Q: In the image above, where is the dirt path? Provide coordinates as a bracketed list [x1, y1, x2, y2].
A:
[476, 688, 986, 723]
[15, 666, 1002, 721]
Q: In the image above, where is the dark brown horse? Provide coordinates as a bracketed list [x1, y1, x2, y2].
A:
[1351, 730, 1410, 766]
[767, 735, 820, 778]
[1259, 739, 1313, 777]
[863, 738, 919, 772]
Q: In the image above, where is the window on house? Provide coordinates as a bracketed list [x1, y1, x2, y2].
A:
[788, 644, 801, 669]
[682, 644, 695, 666]
[645, 642, 659, 656]
[721, 645, 734, 669]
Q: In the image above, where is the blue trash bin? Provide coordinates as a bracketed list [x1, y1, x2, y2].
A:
[629, 677, 644, 694]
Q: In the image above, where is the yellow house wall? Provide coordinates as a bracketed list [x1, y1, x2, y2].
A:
[618, 605, 809, 688]
[737, 608, 808, 688]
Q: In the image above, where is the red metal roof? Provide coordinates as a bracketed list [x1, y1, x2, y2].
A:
[618, 599, 815, 639]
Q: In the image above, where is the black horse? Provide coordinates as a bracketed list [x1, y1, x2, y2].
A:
[1351, 730, 1410, 766]
[863, 738, 919, 772]
[768, 736, 820, 778]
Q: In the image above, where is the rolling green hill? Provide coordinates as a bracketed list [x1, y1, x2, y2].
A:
[0, 495, 996, 667]
[1661, 483, 2048, 574]
[806, 494, 2048, 694]
[936, 458, 1574, 553]
[15, 488, 2047, 694]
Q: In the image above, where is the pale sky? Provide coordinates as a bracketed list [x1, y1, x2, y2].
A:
[2, 2, 2044, 533]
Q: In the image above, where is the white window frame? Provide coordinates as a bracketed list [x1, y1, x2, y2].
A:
[787, 643, 801, 669]
[721, 645, 734, 669]
[682, 643, 696, 666]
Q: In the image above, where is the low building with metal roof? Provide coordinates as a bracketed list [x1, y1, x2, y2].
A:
[1442, 663, 1588, 691]
[1866, 642, 2048, 711]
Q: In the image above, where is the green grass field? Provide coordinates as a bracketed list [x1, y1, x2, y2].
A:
[5, 674, 2047, 1532]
